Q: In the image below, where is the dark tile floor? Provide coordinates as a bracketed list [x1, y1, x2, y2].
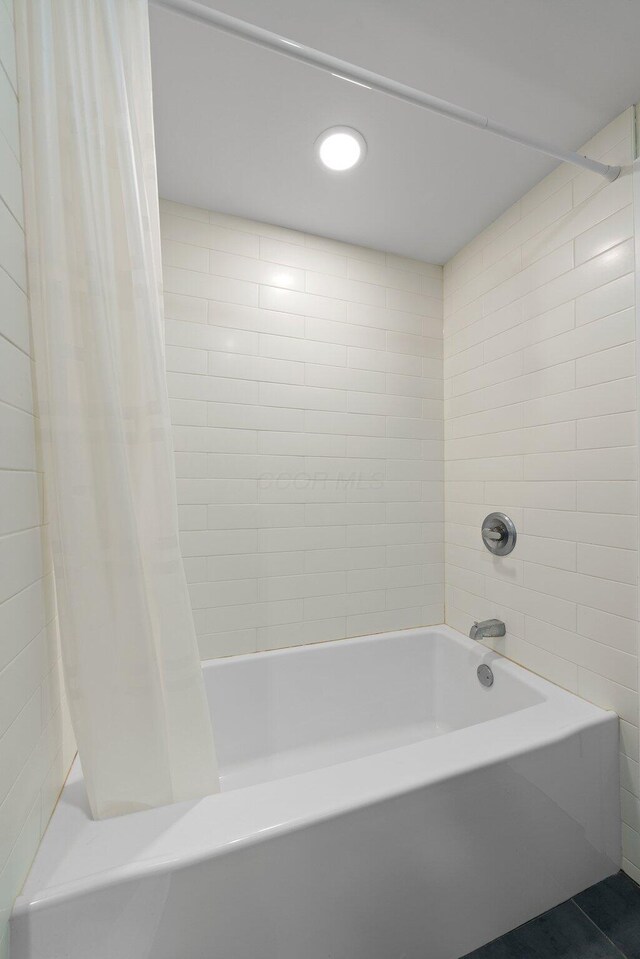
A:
[462, 872, 640, 958]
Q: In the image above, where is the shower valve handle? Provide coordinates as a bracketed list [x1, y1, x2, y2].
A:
[483, 528, 503, 542]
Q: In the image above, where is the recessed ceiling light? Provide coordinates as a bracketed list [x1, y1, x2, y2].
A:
[315, 126, 367, 172]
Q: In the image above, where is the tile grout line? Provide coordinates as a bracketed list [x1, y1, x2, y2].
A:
[571, 897, 628, 958]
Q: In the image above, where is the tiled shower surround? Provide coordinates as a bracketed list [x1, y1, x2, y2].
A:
[161, 109, 639, 875]
[443, 108, 639, 877]
[160, 201, 445, 658]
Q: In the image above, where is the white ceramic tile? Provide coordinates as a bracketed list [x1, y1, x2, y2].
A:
[260, 285, 346, 321]
[166, 317, 258, 355]
[347, 258, 422, 293]
[574, 204, 633, 266]
[511, 534, 576, 572]
[387, 288, 441, 317]
[0, 525, 44, 607]
[483, 303, 575, 365]
[576, 605, 638, 657]
[448, 363, 574, 419]
[180, 528, 258, 557]
[347, 302, 423, 336]
[208, 300, 304, 338]
[576, 339, 635, 390]
[449, 403, 524, 439]
[207, 402, 305, 433]
[577, 480, 637, 515]
[164, 290, 208, 325]
[0, 265, 28, 354]
[0, 130, 21, 227]
[522, 175, 630, 267]
[164, 266, 258, 307]
[259, 334, 345, 366]
[304, 232, 385, 265]
[577, 411, 636, 449]
[256, 616, 347, 651]
[0, 59, 19, 158]
[210, 352, 304, 386]
[167, 371, 259, 404]
[523, 238, 633, 322]
[0, 335, 32, 416]
[523, 376, 635, 428]
[160, 212, 258, 257]
[521, 308, 633, 373]
[198, 628, 257, 659]
[387, 331, 442, 358]
[162, 238, 208, 273]
[0, 193, 25, 290]
[577, 543, 637, 586]
[165, 345, 207, 376]
[210, 250, 305, 291]
[306, 316, 386, 351]
[492, 634, 580, 693]
[345, 606, 424, 637]
[0, 471, 39, 537]
[306, 270, 386, 307]
[305, 362, 385, 394]
[575, 272, 634, 326]
[483, 481, 576, 511]
[0, 577, 47, 675]
[260, 236, 346, 276]
[523, 508, 636, 549]
[523, 446, 636, 481]
[196, 599, 304, 633]
[578, 669, 637, 725]
[620, 721, 639, 761]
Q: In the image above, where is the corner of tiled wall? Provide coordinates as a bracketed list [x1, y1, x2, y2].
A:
[443, 106, 639, 877]
[159, 203, 445, 659]
[0, 3, 75, 953]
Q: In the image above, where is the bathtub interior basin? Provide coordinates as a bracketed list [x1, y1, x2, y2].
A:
[11, 626, 620, 959]
[211, 626, 544, 790]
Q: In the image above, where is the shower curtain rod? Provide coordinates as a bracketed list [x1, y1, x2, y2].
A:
[150, 0, 621, 183]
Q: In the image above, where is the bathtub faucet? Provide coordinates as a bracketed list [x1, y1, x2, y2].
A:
[469, 619, 506, 641]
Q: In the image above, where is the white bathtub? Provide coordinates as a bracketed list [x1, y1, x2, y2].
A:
[11, 625, 620, 959]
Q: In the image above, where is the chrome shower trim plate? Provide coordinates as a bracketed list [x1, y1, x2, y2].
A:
[481, 511, 517, 556]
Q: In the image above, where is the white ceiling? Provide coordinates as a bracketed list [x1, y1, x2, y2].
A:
[149, 0, 640, 264]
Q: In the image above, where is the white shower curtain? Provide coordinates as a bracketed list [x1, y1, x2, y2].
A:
[15, 0, 220, 818]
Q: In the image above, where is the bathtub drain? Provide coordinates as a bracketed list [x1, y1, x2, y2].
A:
[477, 664, 494, 688]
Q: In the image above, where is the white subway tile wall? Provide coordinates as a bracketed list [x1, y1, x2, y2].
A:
[0, 3, 75, 954]
[160, 201, 444, 659]
[443, 108, 639, 877]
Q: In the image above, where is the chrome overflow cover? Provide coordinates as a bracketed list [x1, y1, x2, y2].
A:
[481, 511, 517, 556]
[477, 664, 494, 688]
